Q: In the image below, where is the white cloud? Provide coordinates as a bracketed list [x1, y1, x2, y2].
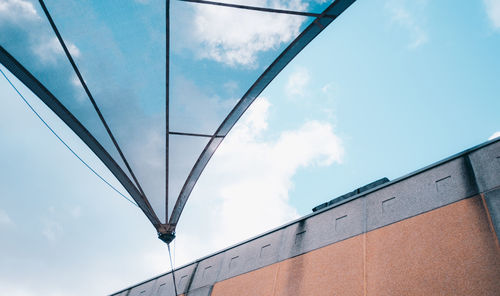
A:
[223, 80, 239, 94]
[0, 209, 13, 226]
[33, 37, 81, 65]
[70, 206, 82, 219]
[0, 0, 39, 23]
[0, 279, 74, 296]
[286, 67, 310, 97]
[170, 75, 237, 132]
[65, 42, 82, 58]
[41, 207, 63, 242]
[484, 0, 500, 29]
[321, 82, 333, 94]
[387, 0, 428, 49]
[189, 0, 309, 67]
[42, 220, 63, 242]
[0, 281, 36, 296]
[489, 131, 500, 140]
[0, 0, 80, 62]
[171, 97, 344, 266]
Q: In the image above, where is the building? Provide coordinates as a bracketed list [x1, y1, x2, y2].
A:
[112, 138, 500, 296]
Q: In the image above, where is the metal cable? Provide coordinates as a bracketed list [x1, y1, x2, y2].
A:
[0, 67, 138, 207]
[37, 0, 149, 200]
[167, 243, 179, 295]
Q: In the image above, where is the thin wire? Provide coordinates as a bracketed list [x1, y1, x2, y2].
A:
[0, 67, 138, 208]
[167, 243, 179, 295]
[37, 0, 149, 200]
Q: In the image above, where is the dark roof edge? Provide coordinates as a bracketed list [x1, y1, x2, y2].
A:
[111, 136, 500, 294]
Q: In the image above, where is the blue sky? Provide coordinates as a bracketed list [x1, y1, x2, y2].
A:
[1, 0, 500, 295]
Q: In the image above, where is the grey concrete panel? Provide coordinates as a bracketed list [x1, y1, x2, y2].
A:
[112, 140, 499, 296]
[149, 275, 176, 296]
[216, 229, 285, 281]
[187, 286, 213, 296]
[175, 263, 198, 294]
[127, 280, 157, 296]
[366, 156, 477, 232]
[279, 197, 364, 259]
[151, 263, 198, 296]
[189, 253, 226, 291]
[484, 188, 500, 243]
[469, 140, 500, 193]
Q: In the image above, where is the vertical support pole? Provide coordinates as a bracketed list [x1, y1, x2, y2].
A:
[166, 0, 170, 224]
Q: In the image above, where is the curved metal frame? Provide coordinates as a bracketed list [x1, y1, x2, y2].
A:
[169, 0, 357, 226]
[0, 46, 161, 229]
[1, 0, 356, 236]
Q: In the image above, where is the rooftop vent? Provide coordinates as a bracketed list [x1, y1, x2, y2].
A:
[312, 177, 390, 212]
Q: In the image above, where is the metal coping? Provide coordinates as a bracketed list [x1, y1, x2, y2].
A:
[110, 136, 500, 295]
[312, 177, 390, 212]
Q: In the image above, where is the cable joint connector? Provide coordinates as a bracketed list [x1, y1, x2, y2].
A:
[158, 231, 176, 244]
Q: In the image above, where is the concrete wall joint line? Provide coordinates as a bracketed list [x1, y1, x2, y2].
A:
[480, 194, 500, 249]
[271, 260, 281, 296]
[363, 196, 367, 296]
[112, 139, 500, 296]
[185, 262, 199, 295]
[464, 154, 480, 195]
[483, 184, 500, 194]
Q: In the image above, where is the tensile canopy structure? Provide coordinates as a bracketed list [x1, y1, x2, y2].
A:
[0, 0, 355, 243]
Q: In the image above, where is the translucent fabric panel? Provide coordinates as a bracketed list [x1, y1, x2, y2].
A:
[169, 0, 313, 135]
[168, 0, 356, 226]
[0, 0, 135, 182]
[215, 0, 354, 137]
[41, 0, 167, 221]
[167, 0, 319, 224]
[1, 0, 355, 232]
[169, 136, 223, 224]
[296, 0, 334, 13]
[168, 135, 209, 222]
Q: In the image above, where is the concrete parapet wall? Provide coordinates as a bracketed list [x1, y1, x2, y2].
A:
[111, 139, 500, 296]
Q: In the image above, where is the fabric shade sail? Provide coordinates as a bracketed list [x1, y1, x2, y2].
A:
[0, 0, 356, 241]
